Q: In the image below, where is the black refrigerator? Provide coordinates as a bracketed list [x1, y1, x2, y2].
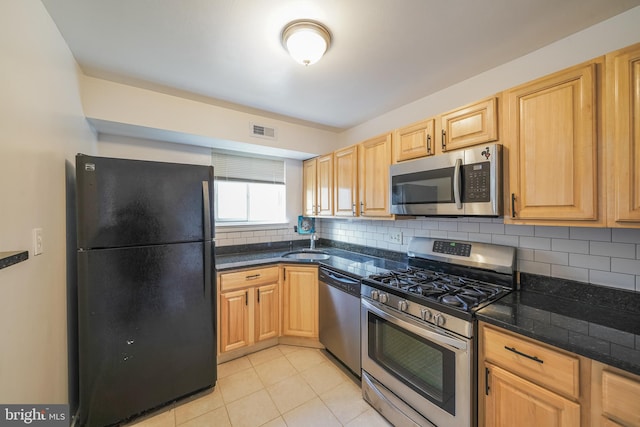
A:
[75, 154, 216, 427]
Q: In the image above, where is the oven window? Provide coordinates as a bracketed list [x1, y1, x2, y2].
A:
[367, 311, 456, 415]
[391, 167, 455, 205]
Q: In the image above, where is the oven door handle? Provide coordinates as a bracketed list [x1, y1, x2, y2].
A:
[362, 299, 467, 352]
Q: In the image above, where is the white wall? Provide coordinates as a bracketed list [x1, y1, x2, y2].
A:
[0, 0, 97, 405]
[82, 76, 342, 159]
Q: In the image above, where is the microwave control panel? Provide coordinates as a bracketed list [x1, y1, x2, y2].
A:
[462, 162, 490, 202]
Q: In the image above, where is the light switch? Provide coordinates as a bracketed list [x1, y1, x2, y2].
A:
[33, 228, 43, 256]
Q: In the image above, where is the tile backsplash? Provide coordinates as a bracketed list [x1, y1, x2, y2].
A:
[318, 218, 640, 292]
[214, 218, 640, 292]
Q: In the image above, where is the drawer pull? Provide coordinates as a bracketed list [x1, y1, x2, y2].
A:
[246, 274, 261, 280]
[504, 346, 544, 364]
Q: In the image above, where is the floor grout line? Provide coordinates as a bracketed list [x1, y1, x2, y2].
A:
[129, 344, 389, 427]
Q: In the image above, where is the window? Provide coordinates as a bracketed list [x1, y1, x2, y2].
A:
[212, 152, 286, 224]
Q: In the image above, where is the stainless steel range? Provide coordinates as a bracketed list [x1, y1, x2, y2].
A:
[361, 237, 516, 427]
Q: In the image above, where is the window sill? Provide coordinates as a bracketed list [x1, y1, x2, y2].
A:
[215, 221, 292, 233]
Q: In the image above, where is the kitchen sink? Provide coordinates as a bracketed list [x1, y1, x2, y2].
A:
[281, 250, 331, 260]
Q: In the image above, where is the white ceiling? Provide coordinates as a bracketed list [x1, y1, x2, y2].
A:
[42, 0, 640, 131]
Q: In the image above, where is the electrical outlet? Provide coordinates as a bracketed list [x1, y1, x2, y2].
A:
[33, 228, 43, 256]
[388, 231, 403, 244]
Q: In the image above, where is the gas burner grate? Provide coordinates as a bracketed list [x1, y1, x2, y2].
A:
[366, 266, 508, 312]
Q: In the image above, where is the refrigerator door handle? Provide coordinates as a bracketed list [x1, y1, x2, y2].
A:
[203, 181, 212, 295]
[203, 181, 212, 240]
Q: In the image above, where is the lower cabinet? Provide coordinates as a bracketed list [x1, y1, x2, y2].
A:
[281, 264, 318, 338]
[218, 263, 320, 357]
[485, 363, 580, 427]
[479, 323, 583, 427]
[219, 288, 250, 353]
[591, 361, 640, 427]
[218, 266, 280, 354]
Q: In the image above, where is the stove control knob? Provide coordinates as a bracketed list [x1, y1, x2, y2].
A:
[433, 313, 446, 327]
[420, 308, 432, 321]
[371, 290, 379, 301]
[398, 300, 408, 312]
[379, 293, 389, 304]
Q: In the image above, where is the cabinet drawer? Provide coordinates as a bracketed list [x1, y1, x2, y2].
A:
[602, 370, 640, 426]
[483, 326, 580, 398]
[220, 266, 279, 291]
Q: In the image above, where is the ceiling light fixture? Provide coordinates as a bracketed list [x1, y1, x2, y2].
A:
[282, 20, 331, 66]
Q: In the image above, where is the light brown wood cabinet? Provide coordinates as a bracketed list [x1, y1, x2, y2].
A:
[316, 154, 333, 216]
[358, 132, 393, 217]
[504, 59, 605, 226]
[302, 154, 333, 217]
[485, 363, 581, 427]
[591, 361, 640, 427]
[302, 158, 317, 217]
[394, 118, 435, 162]
[479, 323, 583, 427]
[606, 42, 640, 228]
[219, 288, 249, 353]
[333, 144, 359, 217]
[439, 97, 498, 152]
[281, 265, 318, 338]
[218, 266, 280, 354]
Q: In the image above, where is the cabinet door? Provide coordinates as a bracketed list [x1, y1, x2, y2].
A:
[282, 266, 318, 338]
[302, 158, 317, 216]
[607, 42, 640, 227]
[255, 283, 279, 342]
[440, 97, 498, 152]
[485, 363, 580, 427]
[220, 289, 249, 353]
[334, 145, 358, 217]
[394, 118, 435, 162]
[316, 154, 333, 216]
[506, 61, 602, 224]
[592, 361, 640, 427]
[359, 133, 392, 217]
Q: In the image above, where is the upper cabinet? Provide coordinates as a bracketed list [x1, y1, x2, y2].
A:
[302, 158, 317, 217]
[606, 42, 640, 228]
[302, 154, 333, 217]
[316, 154, 333, 216]
[359, 133, 393, 217]
[334, 144, 359, 217]
[439, 97, 498, 152]
[504, 59, 605, 226]
[394, 118, 435, 162]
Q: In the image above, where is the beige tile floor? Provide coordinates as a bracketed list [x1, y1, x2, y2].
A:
[128, 345, 391, 427]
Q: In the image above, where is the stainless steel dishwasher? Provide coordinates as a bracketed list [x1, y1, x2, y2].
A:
[319, 266, 361, 377]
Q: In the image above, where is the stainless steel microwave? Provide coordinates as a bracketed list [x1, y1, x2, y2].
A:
[390, 144, 503, 216]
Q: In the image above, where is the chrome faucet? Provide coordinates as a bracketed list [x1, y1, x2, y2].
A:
[310, 233, 318, 250]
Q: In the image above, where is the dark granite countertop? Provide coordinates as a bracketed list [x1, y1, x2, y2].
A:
[216, 241, 407, 278]
[477, 273, 640, 376]
[0, 251, 29, 270]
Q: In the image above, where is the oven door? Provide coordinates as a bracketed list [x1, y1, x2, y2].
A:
[361, 298, 472, 427]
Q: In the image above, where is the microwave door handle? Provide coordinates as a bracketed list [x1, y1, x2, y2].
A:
[453, 158, 462, 209]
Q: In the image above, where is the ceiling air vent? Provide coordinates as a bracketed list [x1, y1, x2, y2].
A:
[250, 123, 277, 140]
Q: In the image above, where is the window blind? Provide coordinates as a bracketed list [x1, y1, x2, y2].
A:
[212, 152, 285, 184]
